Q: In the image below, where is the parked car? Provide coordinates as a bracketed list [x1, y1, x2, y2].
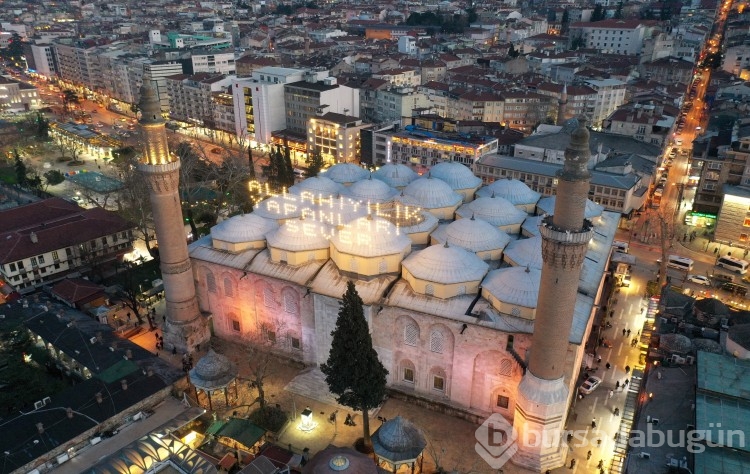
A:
[712, 273, 734, 284]
[687, 275, 711, 286]
[722, 282, 748, 296]
[579, 376, 602, 395]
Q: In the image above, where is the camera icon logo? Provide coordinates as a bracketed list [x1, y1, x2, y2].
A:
[475, 413, 519, 469]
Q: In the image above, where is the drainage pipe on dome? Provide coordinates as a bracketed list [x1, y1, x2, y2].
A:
[465, 287, 483, 316]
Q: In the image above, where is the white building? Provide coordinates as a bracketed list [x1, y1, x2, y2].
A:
[28, 44, 57, 78]
[723, 43, 750, 76]
[583, 78, 628, 129]
[165, 72, 235, 125]
[231, 67, 306, 145]
[398, 36, 417, 55]
[191, 50, 236, 75]
[568, 19, 646, 56]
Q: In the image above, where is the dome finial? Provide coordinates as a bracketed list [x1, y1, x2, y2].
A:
[491, 191, 496, 198]
[444, 240, 449, 248]
[471, 213, 475, 220]
[525, 265, 530, 273]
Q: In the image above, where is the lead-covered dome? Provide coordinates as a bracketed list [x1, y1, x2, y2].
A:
[430, 162, 482, 192]
[253, 194, 305, 221]
[321, 163, 369, 185]
[289, 176, 343, 198]
[189, 349, 237, 391]
[476, 179, 541, 207]
[266, 218, 332, 252]
[372, 416, 427, 464]
[403, 176, 462, 210]
[482, 266, 541, 319]
[372, 163, 418, 188]
[456, 195, 527, 230]
[536, 196, 604, 219]
[330, 215, 411, 257]
[345, 175, 398, 203]
[211, 213, 279, 252]
[431, 216, 510, 261]
[402, 242, 488, 289]
[503, 236, 543, 269]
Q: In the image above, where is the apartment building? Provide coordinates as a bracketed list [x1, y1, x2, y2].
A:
[499, 91, 555, 134]
[583, 78, 628, 129]
[372, 68, 421, 87]
[639, 56, 695, 86]
[694, 136, 749, 216]
[283, 75, 359, 136]
[473, 154, 646, 215]
[165, 73, 234, 126]
[0, 198, 134, 293]
[535, 83, 597, 124]
[715, 185, 750, 246]
[602, 103, 673, 146]
[25, 43, 58, 78]
[723, 42, 750, 76]
[373, 86, 431, 124]
[190, 50, 236, 75]
[231, 67, 306, 145]
[568, 19, 646, 55]
[453, 91, 505, 123]
[0, 77, 40, 112]
[308, 112, 368, 164]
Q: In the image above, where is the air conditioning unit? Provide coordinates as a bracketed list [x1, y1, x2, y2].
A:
[42, 397, 51, 405]
[686, 356, 695, 365]
[660, 317, 668, 324]
[90, 337, 97, 344]
[651, 418, 660, 426]
[56, 453, 69, 465]
[90, 436, 102, 445]
[639, 452, 651, 459]
[34, 401, 44, 410]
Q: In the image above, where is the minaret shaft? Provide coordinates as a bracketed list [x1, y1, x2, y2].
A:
[137, 77, 209, 354]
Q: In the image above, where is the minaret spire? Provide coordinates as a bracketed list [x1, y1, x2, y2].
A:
[511, 118, 594, 471]
[136, 77, 210, 354]
[556, 83, 568, 126]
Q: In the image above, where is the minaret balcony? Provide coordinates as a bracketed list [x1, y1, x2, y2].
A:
[539, 216, 594, 244]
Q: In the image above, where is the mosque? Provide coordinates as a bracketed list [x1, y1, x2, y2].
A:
[187, 136, 617, 457]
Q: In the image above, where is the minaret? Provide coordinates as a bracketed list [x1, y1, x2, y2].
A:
[512, 119, 594, 471]
[556, 83, 568, 126]
[137, 77, 210, 354]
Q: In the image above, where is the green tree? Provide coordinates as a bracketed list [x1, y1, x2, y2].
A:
[305, 147, 325, 177]
[35, 112, 49, 138]
[561, 8, 570, 33]
[591, 5, 605, 21]
[570, 36, 586, 50]
[43, 169, 65, 187]
[62, 89, 80, 114]
[321, 281, 388, 451]
[282, 143, 294, 188]
[13, 149, 27, 186]
[6, 33, 23, 60]
[262, 145, 283, 189]
[508, 43, 519, 58]
[614, 2, 624, 19]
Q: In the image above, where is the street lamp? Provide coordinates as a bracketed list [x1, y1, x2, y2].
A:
[298, 407, 316, 432]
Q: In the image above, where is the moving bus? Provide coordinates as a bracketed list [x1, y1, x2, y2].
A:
[667, 255, 694, 272]
[717, 256, 750, 274]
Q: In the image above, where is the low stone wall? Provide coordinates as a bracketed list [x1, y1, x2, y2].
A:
[386, 388, 486, 425]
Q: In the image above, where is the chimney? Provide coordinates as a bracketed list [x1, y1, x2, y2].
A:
[121, 379, 128, 390]
[30, 232, 38, 243]
[67, 407, 74, 419]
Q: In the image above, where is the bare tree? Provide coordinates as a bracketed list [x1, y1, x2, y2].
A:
[112, 147, 157, 257]
[244, 318, 289, 410]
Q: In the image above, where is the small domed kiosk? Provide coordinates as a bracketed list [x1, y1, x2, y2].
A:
[266, 217, 332, 265]
[329, 215, 412, 278]
[211, 214, 278, 253]
[402, 242, 489, 298]
[475, 178, 541, 213]
[189, 349, 238, 411]
[321, 163, 369, 186]
[372, 416, 427, 473]
[430, 215, 510, 261]
[429, 161, 482, 202]
[403, 176, 462, 220]
[373, 163, 418, 189]
[455, 194, 527, 234]
[482, 266, 541, 320]
[302, 446, 379, 474]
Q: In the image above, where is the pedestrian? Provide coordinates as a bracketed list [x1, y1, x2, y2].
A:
[163, 315, 166, 324]
[598, 460, 604, 469]
[637, 330, 641, 337]
[154, 332, 159, 340]
[127, 312, 131, 322]
[625, 365, 631, 374]
[606, 362, 611, 370]
[714, 247, 718, 254]
[573, 412, 579, 422]
[624, 378, 629, 386]
[622, 328, 626, 337]
[569, 459, 576, 469]
[172, 346, 177, 355]
[616, 380, 620, 390]
[592, 419, 597, 429]
[597, 355, 602, 363]
[587, 450, 592, 460]
[609, 389, 614, 399]
[627, 329, 631, 336]
[614, 407, 620, 416]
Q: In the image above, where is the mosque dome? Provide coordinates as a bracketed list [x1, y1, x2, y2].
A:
[521, 215, 543, 237]
[372, 416, 427, 463]
[289, 176, 343, 197]
[475, 179, 541, 206]
[345, 176, 398, 203]
[536, 196, 604, 219]
[456, 195, 527, 227]
[321, 163, 369, 184]
[253, 194, 305, 220]
[483, 266, 541, 309]
[330, 215, 411, 257]
[429, 162, 482, 191]
[402, 243, 489, 285]
[432, 216, 511, 254]
[372, 163, 418, 188]
[403, 176, 462, 209]
[266, 218, 332, 252]
[503, 236, 543, 270]
[307, 196, 369, 225]
[210, 214, 278, 249]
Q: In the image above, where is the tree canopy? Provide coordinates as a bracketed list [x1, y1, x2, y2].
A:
[321, 281, 388, 450]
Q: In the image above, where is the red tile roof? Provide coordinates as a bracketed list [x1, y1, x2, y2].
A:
[51, 278, 106, 305]
[0, 198, 134, 264]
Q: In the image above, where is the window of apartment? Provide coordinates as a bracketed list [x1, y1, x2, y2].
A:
[291, 337, 301, 350]
[496, 395, 510, 409]
[403, 367, 415, 383]
[741, 233, 749, 242]
[9, 263, 16, 272]
[433, 375, 445, 392]
[52, 251, 59, 261]
[38, 255, 45, 264]
[743, 218, 750, 227]
[30, 257, 37, 267]
[232, 320, 240, 332]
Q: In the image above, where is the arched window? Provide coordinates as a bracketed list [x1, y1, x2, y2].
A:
[206, 272, 216, 293]
[430, 330, 444, 353]
[401, 360, 416, 384]
[263, 287, 274, 307]
[404, 323, 419, 346]
[224, 277, 233, 297]
[283, 292, 297, 314]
